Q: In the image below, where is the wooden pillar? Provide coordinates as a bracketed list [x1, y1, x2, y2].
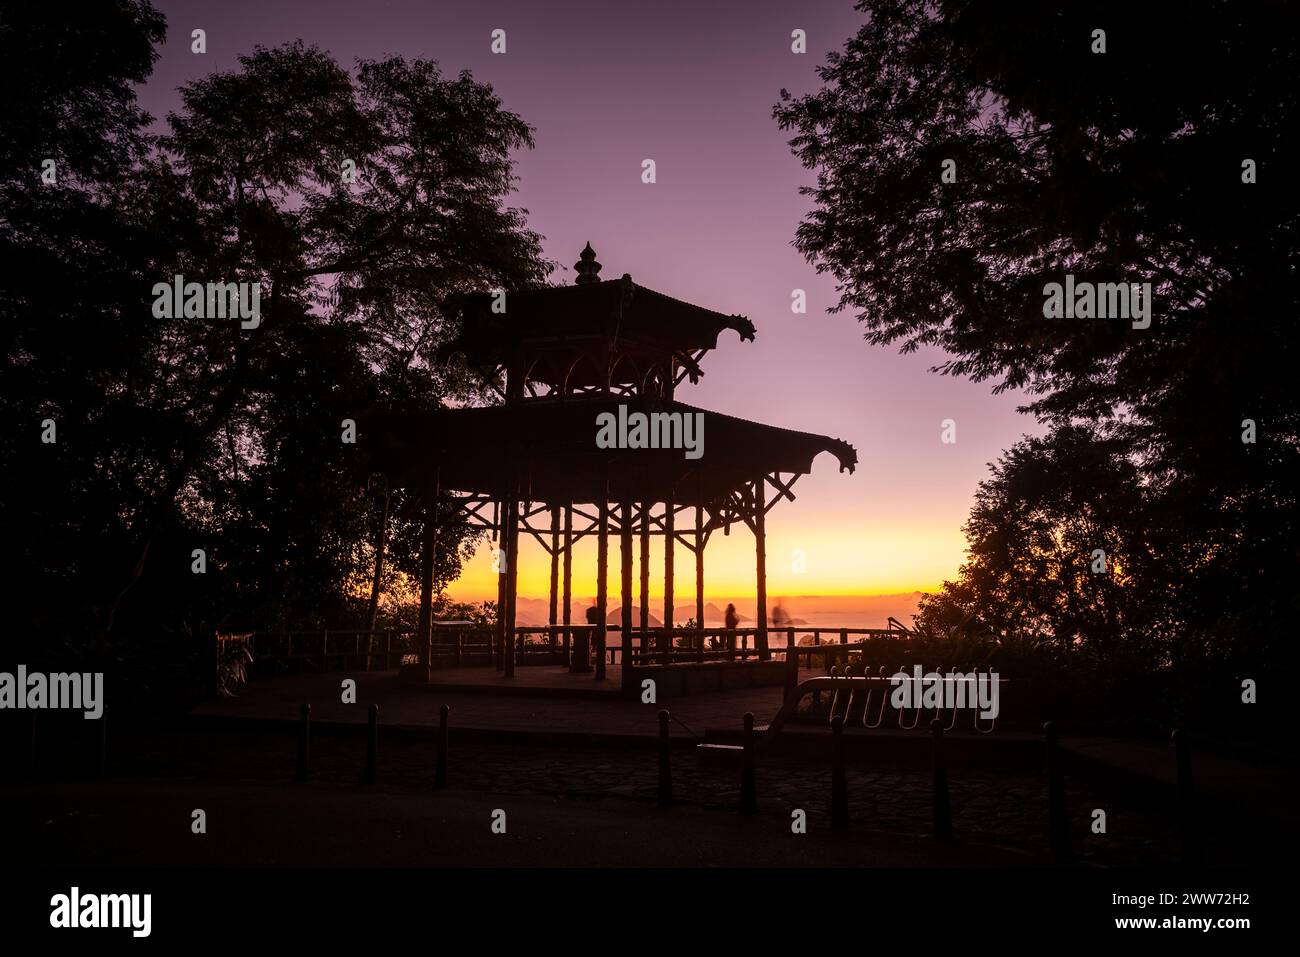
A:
[639, 504, 650, 632]
[695, 499, 705, 643]
[662, 499, 674, 658]
[662, 366, 676, 651]
[596, 486, 609, 681]
[503, 485, 520, 678]
[621, 499, 634, 689]
[548, 505, 560, 651]
[562, 503, 574, 663]
[416, 468, 440, 682]
[502, 341, 523, 675]
[754, 474, 769, 661]
[564, 501, 574, 665]
[494, 503, 506, 670]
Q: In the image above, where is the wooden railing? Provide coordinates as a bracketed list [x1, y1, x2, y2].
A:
[509, 625, 910, 668]
[223, 623, 915, 680]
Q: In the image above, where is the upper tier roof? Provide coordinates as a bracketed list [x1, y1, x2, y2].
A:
[437, 248, 755, 383]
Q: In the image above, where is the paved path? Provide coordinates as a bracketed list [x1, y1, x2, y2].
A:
[7, 776, 1041, 868]
[1063, 734, 1296, 825]
[197, 668, 787, 740]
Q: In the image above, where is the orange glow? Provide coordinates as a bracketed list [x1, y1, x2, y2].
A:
[447, 515, 962, 603]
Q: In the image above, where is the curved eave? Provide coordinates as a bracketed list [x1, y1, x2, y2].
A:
[358, 396, 858, 503]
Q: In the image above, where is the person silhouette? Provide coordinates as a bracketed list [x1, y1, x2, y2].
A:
[724, 602, 739, 658]
[771, 597, 790, 628]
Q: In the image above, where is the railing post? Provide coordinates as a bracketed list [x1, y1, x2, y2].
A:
[931, 718, 952, 842]
[1045, 721, 1071, 859]
[1173, 728, 1196, 862]
[657, 710, 673, 806]
[784, 645, 799, 705]
[96, 712, 108, 777]
[831, 713, 848, 832]
[435, 704, 449, 789]
[362, 704, 378, 785]
[740, 712, 757, 815]
[295, 704, 311, 782]
[27, 713, 37, 779]
[321, 628, 329, 673]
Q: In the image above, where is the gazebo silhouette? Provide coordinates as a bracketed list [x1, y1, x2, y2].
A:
[364, 244, 856, 691]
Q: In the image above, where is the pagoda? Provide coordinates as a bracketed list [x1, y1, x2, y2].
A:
[364, 244, 857, 690]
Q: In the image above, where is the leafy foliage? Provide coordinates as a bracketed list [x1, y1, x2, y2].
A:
[777, 1, 1298, 725]
[1, 7, 548, 704]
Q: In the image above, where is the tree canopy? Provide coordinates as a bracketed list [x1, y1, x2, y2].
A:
[2, 4, 548, 700]
[777, 0, 1297, 713]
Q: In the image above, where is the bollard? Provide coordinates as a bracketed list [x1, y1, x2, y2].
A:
[830, 714, 848, 832]
[931, 718, 952, 842]
[783, 648, 799, 705]
[95, 713, 108, 778]
[657, 710, 673, 806]
[362, 704, 378, 785]
[435, 704, 450, 789]
[1044, 721, 1072, 860]
[1173, 728, 1195, 861]
[28, 712, 37, 779]
[740, 712, 757, 815]
[295, 704, 311, 782]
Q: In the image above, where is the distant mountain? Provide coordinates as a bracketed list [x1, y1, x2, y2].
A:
[476, 592, 925, 630]
[505, 597, 666, 628]
[673, 602, 750, 625]
[512, 597, 550, 627]
[606, 606, 664, 628]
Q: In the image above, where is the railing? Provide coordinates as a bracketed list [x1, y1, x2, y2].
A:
[237, 628, 492, 675]
[509, 625, 911, 668]
[233, 629, 414, 675]
[224, 623, 919, 681]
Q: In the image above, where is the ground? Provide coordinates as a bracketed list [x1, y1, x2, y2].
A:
[4, 666, 1288, 868]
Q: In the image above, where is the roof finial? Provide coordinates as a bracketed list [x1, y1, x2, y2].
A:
[574, 241, 602, 285]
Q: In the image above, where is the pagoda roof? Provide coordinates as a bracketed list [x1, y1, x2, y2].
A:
[361, 394, 856, 506]
[438, 276, 756, 369]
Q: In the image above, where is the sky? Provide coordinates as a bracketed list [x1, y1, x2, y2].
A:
[138, 0, 1041, 609]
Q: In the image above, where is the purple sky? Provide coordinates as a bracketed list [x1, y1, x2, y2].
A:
[138, 0, 1039, 599]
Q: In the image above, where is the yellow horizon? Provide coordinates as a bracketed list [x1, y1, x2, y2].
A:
[440, 521, 962, 604]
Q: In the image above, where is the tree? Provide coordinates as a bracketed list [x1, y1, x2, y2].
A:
[776, 1, 1298, 688]
[1, 13, 550, 701]
[914, 427, 1159, 670]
